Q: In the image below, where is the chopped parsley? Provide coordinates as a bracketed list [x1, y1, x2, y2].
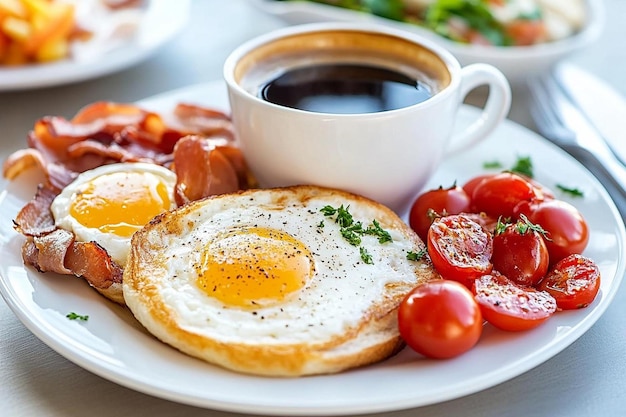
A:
[495, 214, 550, 239]
[482, 160, 503, 169]
[320, 204, 393, 264]
[360, 247, 374, 264]
[66, 312, 89, 321]
[510, 155, 533, 178]
[483, 155, 533, 178]
[364, 219, 393, 243]
[341, 224, 363, 246]
[556, 184, 584, 197]
[406, 248, 427, 261]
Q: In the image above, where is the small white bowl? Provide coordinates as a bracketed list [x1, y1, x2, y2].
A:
[251, 0, 604, 85]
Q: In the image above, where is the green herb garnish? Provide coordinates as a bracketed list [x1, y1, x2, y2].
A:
[510, 155, 533, 178]
[406, 248, 427, 261]
[483, 160, 503, 169]
[320, 204, 393, 264]
[364, 219, 393, 243]
[495, 214, 550, 239]
[494, 216, 510, 235]
[341, 225, 363, 246]
[360, 247, 374, 264]
[66, 312, 89, 321]
[556, 184, 584, 197]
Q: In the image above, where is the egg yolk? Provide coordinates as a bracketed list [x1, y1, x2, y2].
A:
[69, 171, 172, 237]
[197, 227, 314, 307]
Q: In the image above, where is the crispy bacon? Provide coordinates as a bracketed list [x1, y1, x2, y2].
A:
[65, 241, 124, 303]
[13, 184, 58, 237]
[25, 229, 74, 275]
[174, 102, 235, 140]
[5, 100, 253, 305]
[172, 135, 241, 206]
[22, 231, 125, 304]
[4, 101, 249, 190]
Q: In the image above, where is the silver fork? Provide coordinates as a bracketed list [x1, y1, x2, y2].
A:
[527, 72, 626, 211]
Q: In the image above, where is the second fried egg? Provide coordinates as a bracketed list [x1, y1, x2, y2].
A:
[50, 162, 177, 266]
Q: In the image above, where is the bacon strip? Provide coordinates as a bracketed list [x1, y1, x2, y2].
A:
[66, 241, 124, 287]
[14, 184, 58, 237]
[22, 231, 124, 304]
[172, 135, 240, 206]
[24, 229, 74, 275]
[6, 100, 254, 306]
[6, 101, 244, 187]
[174, 103, 235, 140]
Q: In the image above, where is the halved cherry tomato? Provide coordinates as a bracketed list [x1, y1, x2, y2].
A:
[470, 172, 537, 218]
[409, 184, 471, 241]
[398, 280, 483, 359]
[472, 273, 557, 332]
[457, 211, 498, 235]
[514, 199, 589, 263]
[538, 254, 601, 310]
[491, 217, 549, 287]
[427, 214, 493, 288]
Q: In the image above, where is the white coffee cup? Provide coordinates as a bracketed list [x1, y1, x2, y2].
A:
[224, 23, 511, 214]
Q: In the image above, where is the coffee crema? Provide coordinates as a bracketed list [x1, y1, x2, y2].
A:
[259, 63, 434, 114]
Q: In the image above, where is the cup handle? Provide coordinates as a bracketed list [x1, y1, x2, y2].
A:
[446, 63, 511, 156]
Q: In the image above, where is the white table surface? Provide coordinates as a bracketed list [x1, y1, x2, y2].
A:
[1, 1, 625, 416]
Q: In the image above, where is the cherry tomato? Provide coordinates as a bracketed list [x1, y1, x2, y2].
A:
[472, 273, 557, 332]
[427, 214, 493, 288]
[462, 173, 494, 205]
[514, 199, 589, 263]
[398, 280, 483, 359]
[491, 218, 549, 287]
[409, 184, 471, 241]
[471, 172, 537, 218]
[538, 254, 601, 310]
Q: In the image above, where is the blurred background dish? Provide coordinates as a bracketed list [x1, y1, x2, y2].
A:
[0, 0, 190, 91]
[251, 0, 604, 85]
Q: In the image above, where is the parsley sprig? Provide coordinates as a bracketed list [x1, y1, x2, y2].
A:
[556, 184, 584, 197]
[406, 248, 427, 261]
[66, 312, 89, 321]
[483, 155, 534, 178]
[320, 204, 392, 264]
[495, 214, 551, 240]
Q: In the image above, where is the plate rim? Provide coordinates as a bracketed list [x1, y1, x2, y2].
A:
[0, 79, 624, 416]
[0, 0, 191, 92]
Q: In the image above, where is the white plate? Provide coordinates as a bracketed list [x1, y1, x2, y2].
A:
[0, 80, 624, 416]
[249, 0, 604, 85]
[0, 1, 190, 91]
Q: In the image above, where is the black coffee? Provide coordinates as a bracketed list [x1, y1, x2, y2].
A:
[259, 64, 433, 114]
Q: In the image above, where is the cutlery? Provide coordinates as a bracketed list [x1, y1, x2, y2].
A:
[527, 71, 626, 220]
[553, 63, 626, 166]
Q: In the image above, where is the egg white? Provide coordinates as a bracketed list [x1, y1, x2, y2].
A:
[51, 162, 177, 266]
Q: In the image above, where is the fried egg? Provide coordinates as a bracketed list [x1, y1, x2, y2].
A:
[123, 185, 439, 376]
[51, 162, 177, 267]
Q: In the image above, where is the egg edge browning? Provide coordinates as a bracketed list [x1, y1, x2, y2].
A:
[123, 185, 440, 377]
